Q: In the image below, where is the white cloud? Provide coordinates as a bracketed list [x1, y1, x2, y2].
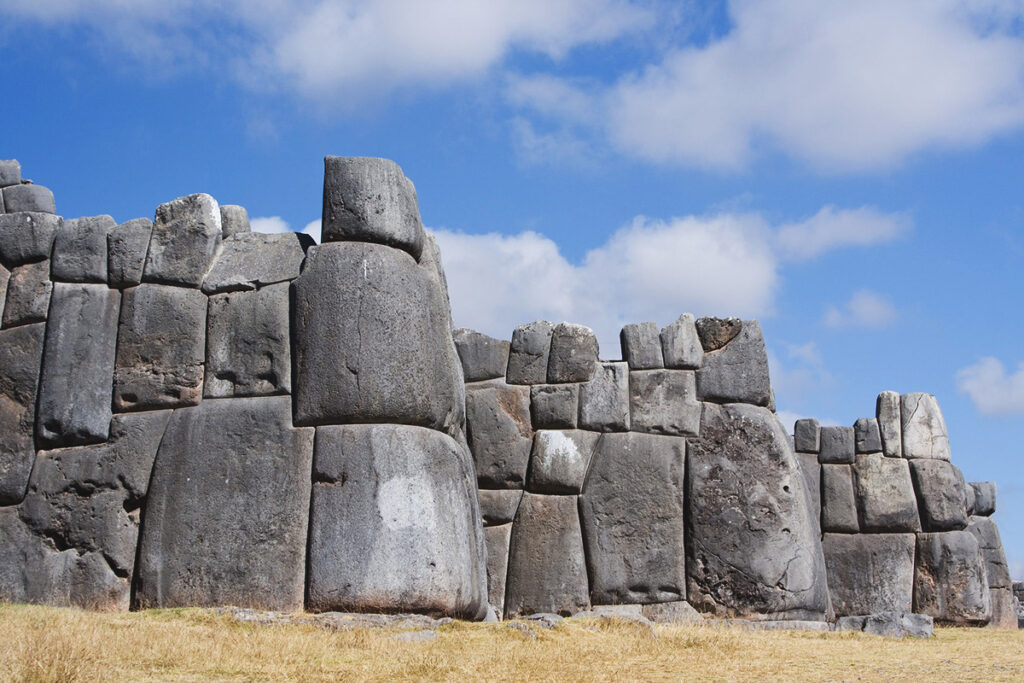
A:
[956, 357, 1024, 415]
[775, 206, 911, 261]
[768, 342, 833, 404]
[823, 290, 897, 329]
[251, 215, 320, 242]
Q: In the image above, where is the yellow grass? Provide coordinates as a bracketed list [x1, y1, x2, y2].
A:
[1, 603, 1021, 682]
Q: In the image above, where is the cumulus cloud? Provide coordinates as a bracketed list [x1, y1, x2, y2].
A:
[251, 215, 320, 242]
[823, 290, 897, 329]
[775, 206, 911, 261]
[956, 357, 1024, 415]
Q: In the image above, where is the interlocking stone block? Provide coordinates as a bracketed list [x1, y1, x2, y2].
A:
[620, 322, 664, 369]
[578, 361, 630, 432]
[969, 482, 996, 516]
[201, 232, 312, 294]
[900, 393, 950, 460]
[0, 323, 45, 504]
[818, 426, 855, 464]
[0, 212, 60, 267]
[527, 430, 599, 494]
[660, 313, 703, 369]
[143, 193, 222, 287]
[876, 390, 902, 457]
[2, 260, 51, 328]
[3, 184, 56, 214]
[909, 459, 968, 531]
[629, 369, 700, 436]
[107, 218, 153, 288]
[967, 516, 1012, 590]
[854, 453, 921, 533]
[478, 489, 523, 526]
[823, 533, 916, 616]
[794, 418, 820, 453]
[794, 451, 821, 538]
[484, 524, 512, 616]
[821, 464, 859, 533]
[51, 215, 116, 283]
[530, 383, 578, 429]
[854, 417, 882, 453]
[547, 323, 598, 383]
[465, 381, 532, 488]
[219, 204, 250, 237]
[695, 320, 771, 406]
[506, 321, 554, 385]
[454, 329, 510, 382]
[913, 531, 991, 623]
[0, 160, 21, 187]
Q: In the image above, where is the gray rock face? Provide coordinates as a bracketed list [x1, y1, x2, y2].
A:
[322, 156, 425, 260]
[107, 218, 153, 288]
[620, 322, 664, 369]
[506, 321, 554, 385]
[821, 464, 859, 533]
[967, 516, 1012, 590]
[969, 482, 996, 516]
[2, 260, 51, 328]
[913, 531, 991, 623]
[988, 587, 1018, 629]
[201, 232, 312, 294]
[660, 313, 703, 369]
[306, 424, 486, 619]
[530, 384, 578, 429]
[0, 263, 7, 313]
[36, 284, 120, 447]
[51, 215, 116, 283]
[205, 283, 291, 398]
[504, 493, 589, 617]
[854, 417, 882, 453]
[0, 160, 20, 187]
[794, 452, 821, 538]
[579, 432, 687, 605]
[695, 317, 741, 351]
[642, 600, 705, 624]
[478, 489, 523, 526]
[0, 212, 60, 267]
[4, 184, 56, 214]
[876, 391, 902, 457]
[527, 430, 599, 494]
[136, 396, 313, 610]
[143, 193, 222, 287]
[484, 524, 512, 616]
[578, 361, 630, 432]
[818, 426, 855, 464]
[823, 533, 916, 616]
[853, 453, 921, 533]
[547, 323, 598, 383]
[695, 320, 771, 407]
[454, 329, 510, 382]
[909, 460, 968, 531]
[794, 418, 820, 453]
[838, 612, 933, 638]
[0, 323, 45, 504]
[113, 284, 207, 411]
[687, 403, 828, 619]
[291, 242, 463, 432]
[900, 393, 950, 460]
[219, 204, 250, 237]
[465, 381, 532, 488]
[629, 369, 700, 436]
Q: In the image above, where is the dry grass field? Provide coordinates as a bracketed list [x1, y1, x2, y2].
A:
[1, 603, 1022, 682]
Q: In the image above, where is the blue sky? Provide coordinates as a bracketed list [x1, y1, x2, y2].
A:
[2, 0, 1023, 577]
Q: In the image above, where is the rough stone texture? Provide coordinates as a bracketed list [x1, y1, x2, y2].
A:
[322, 156, 425, 260]
[579, 432, 687, 605]
[794, 418, 820, 453]
[220, 204, 250, 237]
[687, 403, 828, 620]
[530, 384, 578, 430]
[36, 284, 120, 447]
[2, 260, 52, 328]
[205, 283, 291, 398]
[307, 424, 486, 619]
[695, 317, 741, 351]
[136, 396, 313, 610]
[695, 320, 771, 407]
[969, 482, 996, 516]
[0, 160, 20, 187]
[628, 369, 700, 436]
[909, 459, 968, 531]
[0, 263, 7, 313]
[794, 452, 821, 538]
[201, 232, 312, 294]
[967, 516, 1012, 590]
[527, 430, 599, 495]
[900, 393, 950, 460]
[113, 284, 207, 411]
[478, 489, 523, 526]
[641, 600, 705, 624]
[0, 323, 45, 504]
[988, 588, 1018, 629]
[660, 313, 703, 369]
[3, 184, 56, 214]
[547, 323, 598, 383]
[51, 215, 116, 283]
[454, 329, 510, 382]
[484, 524, 512, 616]
[107, 218, 153, 288]
[876, 390, 902, 457]
[836, 613, 933, 638]
[854, 417, 882, 454]
[504, 493, 589, 618]
[823, 533, 916, 616]
[620, 322, 664, 369]
[578, 361, 630, 432]
[465, 381, 532, 488]
[854, 453, 921, 533]
[0, 212, 60, 267]
[291, 242, 463, 432]
[506, 321, 554, 385]
[143, 193, 222, 288]
[821, 464, 859, 533]
[818, 426, 855, 464]
[913, 531, 990, 623]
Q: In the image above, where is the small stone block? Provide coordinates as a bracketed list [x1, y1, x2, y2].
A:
[547, 322, 598, 383]
[969, 482, 996, 516]
[219, 205, 250, 237]
[143, 193, 222, 288]
[660, 313, 703, 369]
[454, 328, 511, 382]
[0, 213, 60, 267]
[620, 322, 664, 369]
[794, 418, 820, 453]
[107, 218, 153, 288]
[527, 429, 599, 494]
[530, 384, 578, 429]
[3, 184, 56, 214]
[628, 369, 700, 436]
[51, 215, 116, 283]
[818, 426, 855, 464]
[0, 160, 21, 187]
[2, 260, 51, 328]
[854, 417, 882, 453]
[578, 361, 630, 432]
[506, 321, 554, 385]
[854, 453, 921, 533]
[478, 489, 523, 526]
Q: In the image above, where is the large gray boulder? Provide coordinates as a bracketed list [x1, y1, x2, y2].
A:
[620, 322, 664, 369]
[909, 459, 968, 531]
[478, 489, 523, 526]
[913, 531, 990, 623]
[900, 393, 950, 460]
[547, 323, 598, 383]
[818, 426, 855, 464]
[2, 260, 52, 328]
[51, 215, 116, 283]
[876, 390, 902, 457]
[823, 533, 916, 616]
[465, 381, 532, 488]
[694, 320, 771, 407]
[135, 396, 313, 610]
[530, 383, 578, 429]
[821, 464, 859, 533]
[527, 429, 599, 495]
[0, 323, 45, 504]
[107, 218, 153, 288]
[454, 329, 510, 382]
[201, 232, 311, 294]
[4, 184, 56, 214]
[578, 361, 630, 432]
[506, 321, 554, 385]
[579, 432, 687, 605]
[629, 369, 700, 436]
[306, 424, 487, 619]
[660, 313, 703, 369]
[484, 524, 512, 617]
[143, 193, 222, 287]
[0, 212, 60, 267]
[853, 453, 921, 532]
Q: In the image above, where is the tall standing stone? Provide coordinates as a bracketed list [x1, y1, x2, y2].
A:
[900, 393, 950, 460]
[821, 464, 859, 533]
[484, 524, 512, 616]
[876, 390, 902, 457]
[0, 323, 45, 504]
[143, 193, 222, 287]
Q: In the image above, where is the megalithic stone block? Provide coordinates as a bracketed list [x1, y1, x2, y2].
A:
[143, 193, 222, 288]
[527, 429, 599, 495]
[0, 212, 60, 267]
[2, 260, 51, 328]
[51, 215, 116, 283]
[854, 417, 882, 453]
[578, 361, 630, 432]
[793, 451, 821, 538]
[876, 390, 902, 457]
[987, 587, 1018, 629]
[0, 323, 45, 505]
[660, 313, 703, 369]
[900, 393, 950, 460]
[107, 218, 153, 288]
[821, 464, 859, 533]
[465, 380, 532, 488]
[484, 524, 512, 616]
[201, 232, 312, 295]
[135, 396, 314, 610]
[909, 459, 968, 531]
[818, 426, 855, 464]
[794, 418, 820, 453]
[968, 482, 996, 516]
[547, 323, 598, 383]
[306, 424, 487, 619]
[967, 516, 1012, 590]
[36, 283, 120, 447]
[0, 160, 21, 187]
[628, 369, 700, 436]
[478, 489, 523, 526]
[853, 453, 921, 533]
[219, 204, 250, 237]
[4, 184, 56, 214]
[822, 533, 916, 616]
[913, 531, 991, 624]
[695, 320, 771, 407]
[530, 383, 579, 429]
[620, 322, 664, 369]
[453, 329, 510, 383]
[506, 320, 554, 385]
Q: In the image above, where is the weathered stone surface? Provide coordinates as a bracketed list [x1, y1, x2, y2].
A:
[629, 369, 700, 436]
[530, 383, 578, 429]
[454, 328, 510, 382]
[0, 212, 60, 267]
[913, 531, 990, 623]
[988, 588, 1018, 629]
[201, 232, 312, 294]
[578, 361, 630, 432]
[51, 215, 116, 283]
[484, 524, 512, 616]
[528, 430, 599, 495]
[660, 313, 703, 369]
[136, 396, 314, 610]
[821, 464, 859, 533]
[113, 284, 206, 411]
[322, 156, 425, 260]
[292, 242, 463, 431]
[854, 417, 882, 453]
[909, 460, 968, 531]
[695, 317, 741, 351]
[0, 160, 20, 187]
[876, 390, 902, 457]
[478, 489, 523, 526]
[506, 321, 554, 385]
[547, 323, 598, 383]
[695, 320, 771, 407]
[969, 482, 996, 516]
[465, 381, 532, 488]
[143, 193, 222, 287]
[823, 533, 916, 616]
[839, 612, 933, 638]
[687, 403, 828, 619]
[854, 453, 921, 533]
[220, 204, 250, 237]
[641, 600, 705, 624]
[0, 263, 7, 313]
[900, 393, 950, 460]
[0, 323, 45, 504]
[505, 493, 589, 617]
[967, 516, 1012, 590]
[620, 322, 664, 369]
[205, 283, 291, 398]
[36, 284, 120, 447]
[794, 418, 820, 453]
[579, 432, 686, 605]
[307, 424, 486, 619]
[4, 184, 56, 214]
[2, 260, 51, 328]
[794, 452, 821, 538]
[107, 218, 153, 288]
[818, 426, 855, 464]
